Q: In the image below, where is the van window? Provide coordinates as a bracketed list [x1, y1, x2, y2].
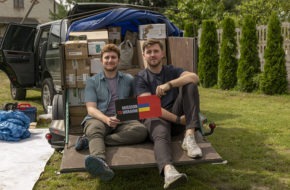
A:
[48, 23, 61, 50]
[38, 27, 50, 59]
[2, 25, 35, 52]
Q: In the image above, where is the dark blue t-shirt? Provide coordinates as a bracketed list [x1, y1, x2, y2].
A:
[135, 65, 184, 110]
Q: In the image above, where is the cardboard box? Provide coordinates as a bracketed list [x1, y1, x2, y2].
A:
[108, 27, 122, 44]
[77, 70, 90, 88]
[76, 59, 90, 88]
[65, 59, 89, 88]
[69, 105, 87, 117]
[136, 39, 167, 69]
[70, 116, 85, 129]
[68, 89, 86, 106]
[65, 70, 76, 88]
[90, 57, 103, 74]
[88, 41, 106, 56]
[69, 30, 109, 41]
[66, 59, 89, 70]
[69, 105, 87, 130]
[65, 41, 88, 59]
[139, 24, 167, 39]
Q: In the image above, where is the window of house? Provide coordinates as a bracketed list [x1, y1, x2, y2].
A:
[14, 0, 24, 9]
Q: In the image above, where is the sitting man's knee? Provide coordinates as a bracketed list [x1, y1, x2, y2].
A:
[183, 83, 197, 89]
[181, 83, 199, 94]
[85, 120, 106, 137]
[133, 124, 148, 139]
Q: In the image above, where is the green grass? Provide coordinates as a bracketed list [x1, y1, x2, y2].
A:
[1, 70, 290, 190]
[0, 71, 44, 114]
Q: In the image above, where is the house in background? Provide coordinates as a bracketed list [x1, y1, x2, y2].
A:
[0, 0, 58, 42]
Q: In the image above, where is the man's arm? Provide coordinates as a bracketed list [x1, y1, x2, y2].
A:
[156, 71, 199, 97]
[86, 102, 120, 128]
[139, 92, 185, 125]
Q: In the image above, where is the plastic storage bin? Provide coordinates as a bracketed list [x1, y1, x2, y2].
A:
[17, 103, 37, 122]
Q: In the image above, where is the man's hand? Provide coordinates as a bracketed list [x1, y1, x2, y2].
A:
[180, 115, 186, 125]
[105, 116, 120, 128]
[156, 82, 171, 97]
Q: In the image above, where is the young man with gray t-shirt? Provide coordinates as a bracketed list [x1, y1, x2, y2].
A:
[82, 44, 147, 181]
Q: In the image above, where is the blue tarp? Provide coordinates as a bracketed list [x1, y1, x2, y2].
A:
[67, 7, 182, 39]
[0, 111, 30, 141]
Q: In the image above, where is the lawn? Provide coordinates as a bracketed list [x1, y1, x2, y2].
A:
[1, 70, 290, 190]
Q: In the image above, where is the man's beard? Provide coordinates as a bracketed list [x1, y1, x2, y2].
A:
[104, 66, 118, 72]
[147, 60, 162, 68]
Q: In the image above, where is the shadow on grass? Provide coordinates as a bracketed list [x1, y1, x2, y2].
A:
[25, 96, 42, 102]
[95, 127, 289, 190]
[201, 110, 240, 123]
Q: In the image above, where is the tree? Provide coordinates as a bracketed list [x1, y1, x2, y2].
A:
[237, 15, 260, 92]
[260, 12, 288, 94]
[165, 0, 242, 36]
[49, 0, 68, 20]
[237, 0, 290, 24]
[198, 20, 219, 88]
[218, 17, 238, 89]
[128, 0, 170, 7]
[51, 0, 174, 20]
[184, 21, 194, 37]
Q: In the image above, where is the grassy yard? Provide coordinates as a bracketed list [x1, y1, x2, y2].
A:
[0, 71, 45, 116]
[1, 70, 290, 190]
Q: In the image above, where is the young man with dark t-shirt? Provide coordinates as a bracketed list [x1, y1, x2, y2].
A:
[135, 39, 202, 189]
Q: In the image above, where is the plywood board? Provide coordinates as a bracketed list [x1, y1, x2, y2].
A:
[167, 37, 198, 73]
[60, 133, 223, 173]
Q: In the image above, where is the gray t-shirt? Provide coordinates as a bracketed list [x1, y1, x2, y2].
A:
[105, 77, 118, 116]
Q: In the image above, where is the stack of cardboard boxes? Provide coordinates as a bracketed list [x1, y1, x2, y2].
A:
[64, 23, 195, 131]
[65, 30, 109, 129]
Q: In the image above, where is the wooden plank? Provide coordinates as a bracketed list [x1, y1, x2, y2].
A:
[60, 133, 223, 173]
[167, 37, 198, 73]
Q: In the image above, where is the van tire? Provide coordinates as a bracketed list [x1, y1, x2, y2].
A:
[52, 94, 64, 120]
[42, 78, 55, 113]
[10, 83, 26, 100]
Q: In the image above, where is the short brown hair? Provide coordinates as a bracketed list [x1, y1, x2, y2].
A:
[142, 39, 164, 52]
[100, 44, 120, 59]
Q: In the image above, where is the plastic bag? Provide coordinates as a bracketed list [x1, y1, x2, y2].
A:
[119, 40, 134, 69]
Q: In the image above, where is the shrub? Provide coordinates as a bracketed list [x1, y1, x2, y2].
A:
[218, 17, 238, 89]
[184, 21, 195, 37]
[260, 12, 288, 94]
[237, 15, 261, 92]
[198, 20, 219, 87]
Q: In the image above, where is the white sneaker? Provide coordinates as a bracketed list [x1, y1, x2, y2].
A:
[182, 134, 202, 158]
[164, 165, 187, 189]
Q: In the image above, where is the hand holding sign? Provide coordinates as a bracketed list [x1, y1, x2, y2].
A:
[105, 116, 120, 128]
[115, 95, 162, 121]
